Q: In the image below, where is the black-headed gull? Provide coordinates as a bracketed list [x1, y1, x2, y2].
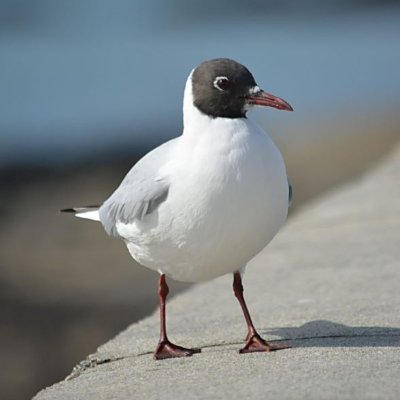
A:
[63, 58, 293, 359]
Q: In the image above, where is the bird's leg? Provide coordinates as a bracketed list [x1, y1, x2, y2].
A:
[154, 274, 201, 360]
[233, 272, 290, 353]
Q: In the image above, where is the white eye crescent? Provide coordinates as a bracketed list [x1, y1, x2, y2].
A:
[213, 76, 230, 91]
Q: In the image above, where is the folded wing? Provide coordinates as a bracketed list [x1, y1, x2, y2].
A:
[99, 139, 176, 238]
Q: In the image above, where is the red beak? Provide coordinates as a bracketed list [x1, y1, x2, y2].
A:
[246, 90, 293, 111]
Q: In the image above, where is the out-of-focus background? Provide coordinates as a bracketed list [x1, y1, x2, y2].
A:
[1, 1, 399, 399]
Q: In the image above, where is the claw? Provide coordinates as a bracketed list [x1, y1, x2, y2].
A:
[154, 340, 201, 360]
[240, 333, 290, 353]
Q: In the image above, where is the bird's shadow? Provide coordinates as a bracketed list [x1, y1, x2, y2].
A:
[261, 320, 400, 348]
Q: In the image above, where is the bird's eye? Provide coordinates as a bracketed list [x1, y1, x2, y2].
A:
[213, 76, 230, 91]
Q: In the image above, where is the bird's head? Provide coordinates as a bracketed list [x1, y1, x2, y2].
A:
[191, 58, 293, 119]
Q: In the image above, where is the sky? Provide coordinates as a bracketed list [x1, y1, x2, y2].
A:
[1, 0, 399, 166]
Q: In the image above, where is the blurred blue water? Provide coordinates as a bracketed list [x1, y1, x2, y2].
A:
[1, 1, 399, 166]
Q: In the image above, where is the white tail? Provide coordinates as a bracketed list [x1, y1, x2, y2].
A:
[61, 207, 100, 222]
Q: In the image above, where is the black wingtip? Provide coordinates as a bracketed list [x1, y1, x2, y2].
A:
[60, 205, 100, 213]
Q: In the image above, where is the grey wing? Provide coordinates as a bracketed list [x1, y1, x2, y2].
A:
[288, 178, 293, 207]
[99, 139, 176, 238]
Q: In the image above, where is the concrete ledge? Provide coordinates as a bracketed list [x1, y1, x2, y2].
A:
[35, 146, 400, 400]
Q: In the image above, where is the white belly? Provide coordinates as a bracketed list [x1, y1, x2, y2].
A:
[118, 119, 288, 282]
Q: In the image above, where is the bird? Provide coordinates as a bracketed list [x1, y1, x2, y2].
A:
[62, 58, 293, 360]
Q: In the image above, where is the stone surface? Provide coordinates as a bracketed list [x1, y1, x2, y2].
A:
[35, 145, 400, 400]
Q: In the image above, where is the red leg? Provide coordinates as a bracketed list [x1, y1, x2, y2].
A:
[233, 272, 290, 353]
[154, 274, 201, 360]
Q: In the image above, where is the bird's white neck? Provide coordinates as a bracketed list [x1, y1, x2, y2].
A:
[182, 71, 212, 136]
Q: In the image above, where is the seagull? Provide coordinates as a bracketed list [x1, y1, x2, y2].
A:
[63, 58, 293, 360]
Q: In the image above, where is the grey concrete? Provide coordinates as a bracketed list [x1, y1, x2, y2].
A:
[35, 146, 400, 400]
